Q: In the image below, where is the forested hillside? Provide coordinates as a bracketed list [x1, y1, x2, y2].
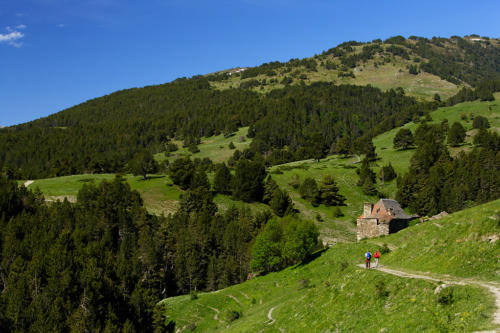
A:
[0, 80, 436, 179]
[2, 35, 500, 180]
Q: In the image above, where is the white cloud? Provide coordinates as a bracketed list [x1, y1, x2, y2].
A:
[15, 13, 24, 17]
[16, 24, 27, 29]
[57, 23, 65, 28]
[0, 28, 25, 47]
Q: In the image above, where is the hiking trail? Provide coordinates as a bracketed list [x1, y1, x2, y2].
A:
[267, 306, 276, 325]
[358, 264, 500, 332]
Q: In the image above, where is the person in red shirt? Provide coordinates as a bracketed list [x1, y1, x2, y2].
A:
[373, 250, 380, 268]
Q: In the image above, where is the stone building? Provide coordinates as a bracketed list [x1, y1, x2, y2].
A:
[357, 199, 417, 241]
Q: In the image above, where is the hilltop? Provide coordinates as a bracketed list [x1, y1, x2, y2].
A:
[208, 35, 500, 100]
[159, 199, 500, 332]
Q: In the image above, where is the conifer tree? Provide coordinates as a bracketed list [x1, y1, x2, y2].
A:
[232, 159, 266, 202]
[168, 157, 195, 190]
[318, 175, 346, 206]
[357, 158, 376, 186]
[130, 150, 158, 180]
[263, 177, 279, 204]
[270, 188, 293, 217]
[299, 177, 320, 206]
[448, 122, 466, 147]
[393, 128, 414, 150]
[213, 163, 232, 194]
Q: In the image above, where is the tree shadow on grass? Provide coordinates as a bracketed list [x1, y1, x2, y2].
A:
[140, 175, 166, 181]
[293, 248, 328, 269]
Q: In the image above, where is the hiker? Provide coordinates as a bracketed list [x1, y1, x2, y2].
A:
[373, 250, 380, 268]
[365, 250, 372, 269]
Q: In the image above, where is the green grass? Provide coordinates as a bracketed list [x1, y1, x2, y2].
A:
[374, 92, 500, 171]
[155, 127, 252, 164]
[161, 242, 496, 332]
[161, 200, 500, 332]
[381, 199, 500, 281]
[27, 174, 182, 216]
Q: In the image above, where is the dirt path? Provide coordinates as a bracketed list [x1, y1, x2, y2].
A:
[24, 180, 34, 187]
[227, 294, 242, 306]
[206, 305, 220, 321]
[358, 264, 500, 331]
[267, 306, 276, 325]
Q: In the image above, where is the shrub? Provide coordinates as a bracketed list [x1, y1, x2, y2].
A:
[298, 278, 311, 289]
[380, 243, 391, 254]
[375, 280, 389, 298]
[224, 309, 242, 322]
[189, 290, 198, 300]
[333, 206, 344, 217]
[437, 287, 454, 305]
[472, 115, 490, 129]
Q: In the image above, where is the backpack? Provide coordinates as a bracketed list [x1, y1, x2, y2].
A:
[366, 252, 371, 259]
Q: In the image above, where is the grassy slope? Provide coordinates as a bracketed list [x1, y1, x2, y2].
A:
[25, 96, 500, 240]
[161, 200, 500, 332]
[155, 127, 252, 164]
[381, 199, 500, 281]
[210, 43, 460, 101]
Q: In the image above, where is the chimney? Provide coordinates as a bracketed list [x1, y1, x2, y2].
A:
[363, 202, 373, 218]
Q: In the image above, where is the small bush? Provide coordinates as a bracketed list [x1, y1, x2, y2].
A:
[333, 206, 344, 217]
[298, 278, 311, 289]
[375, 280, 389, 298]
[224, 309, 242, 322]
[437, 287, 454, 305]
[189, 290, 198, 300]
[339, 261, 349, 271]
[315, 213, 323, 222]
[380, 243, 391, 254]
[187, 323, 196, 331]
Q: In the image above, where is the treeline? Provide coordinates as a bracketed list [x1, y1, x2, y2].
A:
[0, 79, 437, 179]
[0, 169, 322, 331]
[396, 123, 500, 216]
[446, 79, 500, 106]
[322, 35, 500, 87]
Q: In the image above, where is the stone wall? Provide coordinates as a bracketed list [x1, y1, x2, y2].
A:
[356, 218, 390, 241]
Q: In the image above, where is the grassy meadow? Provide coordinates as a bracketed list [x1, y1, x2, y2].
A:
[155, 127, 252, 164]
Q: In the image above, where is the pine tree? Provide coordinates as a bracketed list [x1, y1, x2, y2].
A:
[362, 177, 378, 196]
[168, 157, 195, 190]
[130, 150, 158, 180]
[190, 170, 210, 190]
[213, 163, 232, 194]
[393, 128, 414, 150]
[318, 175, 346, 206]
[299, 177, 319, 206]
[263, 177, 279, 204]
[232, 159, 266, 202]
[448, 122, 466, 147]
[270, 189, 293, 217]
[357, 158, 376, 186]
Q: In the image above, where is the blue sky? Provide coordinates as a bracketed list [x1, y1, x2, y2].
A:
[1, 0, 499, 126]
